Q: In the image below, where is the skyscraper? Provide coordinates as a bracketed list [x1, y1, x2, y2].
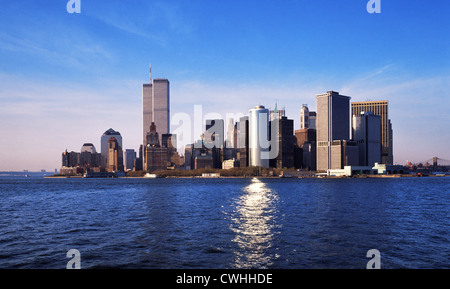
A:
[351, 101, 393, 165]
[300, 104, 309, 129]
[238, 116, 249, 168]
[296, 104, 317, 146]
[296, 104, 317, 170]
[124, 149, 136, 171]
[352, 111, 381, 166]
[80, 143, 101, 167]
[106, 137, 120, 172]
[316, 91, 358, 171]
[101, 128, 123, 170]
[204, 119, 224, 169]
[249, 105, 270, 168]
[270, 116, 295, 169]
[143, 69, 170, 146]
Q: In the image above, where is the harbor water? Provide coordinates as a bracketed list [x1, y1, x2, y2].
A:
[0, 177, 448, 269]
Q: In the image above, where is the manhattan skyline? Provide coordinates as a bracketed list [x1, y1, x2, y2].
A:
[0, 0, 449, 171]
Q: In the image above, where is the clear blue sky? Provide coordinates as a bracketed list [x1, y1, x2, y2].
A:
[0, 0, 449, 170]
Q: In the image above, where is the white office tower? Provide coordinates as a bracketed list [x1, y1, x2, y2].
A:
[249, 105, 270, 168]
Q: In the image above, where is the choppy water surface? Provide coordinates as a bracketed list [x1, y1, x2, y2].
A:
[0, 177, 448, 269]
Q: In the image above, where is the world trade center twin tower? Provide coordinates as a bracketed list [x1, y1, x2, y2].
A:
[142, 68, 170, 146]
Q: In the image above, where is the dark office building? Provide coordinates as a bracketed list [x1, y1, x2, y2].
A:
[62, 150, 80, 168]
[203, 119, 224, 168]
[295, 128, 317, 170]
[270, 116, 296, 169]
[80, 143, 101, 168]
[238, 116, 249, 168]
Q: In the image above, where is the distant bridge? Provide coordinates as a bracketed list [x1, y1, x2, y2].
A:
[415, 157, 450, 166]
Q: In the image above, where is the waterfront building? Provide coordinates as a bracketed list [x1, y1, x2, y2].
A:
[222, 158, 239, 170]
[143, 68, 170, 146]
[352, 111, 381, 166]
[62, 143, 102, 172]
[329, 140, 359, 169]
[60, 166, 85, 175]
[249, 105, 270, 168]
[62, 150, 80, 168]
[101, 128, 123, 169]
[327, 166, 375, 177]
[194, 153, 214, 169]
[293, 145, 304, 170]
[372, 163, 405, 174]
[134, 145, 143, 171]
[351, 101, 393, 165]
[80, 143, 101, 168]
[302, 142, 316, 171]
[328, 163, 405, 177]
[144, 147, 168, 171]
[124, 149, 136, 171]
[316, 91, 352, 172]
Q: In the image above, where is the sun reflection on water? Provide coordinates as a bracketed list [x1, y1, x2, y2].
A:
[229, 178, 280, 269]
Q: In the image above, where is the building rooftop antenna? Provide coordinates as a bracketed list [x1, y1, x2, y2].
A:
[149, 63, 152, 82]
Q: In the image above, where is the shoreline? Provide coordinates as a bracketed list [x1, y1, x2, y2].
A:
[44, 174, 448, 179]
